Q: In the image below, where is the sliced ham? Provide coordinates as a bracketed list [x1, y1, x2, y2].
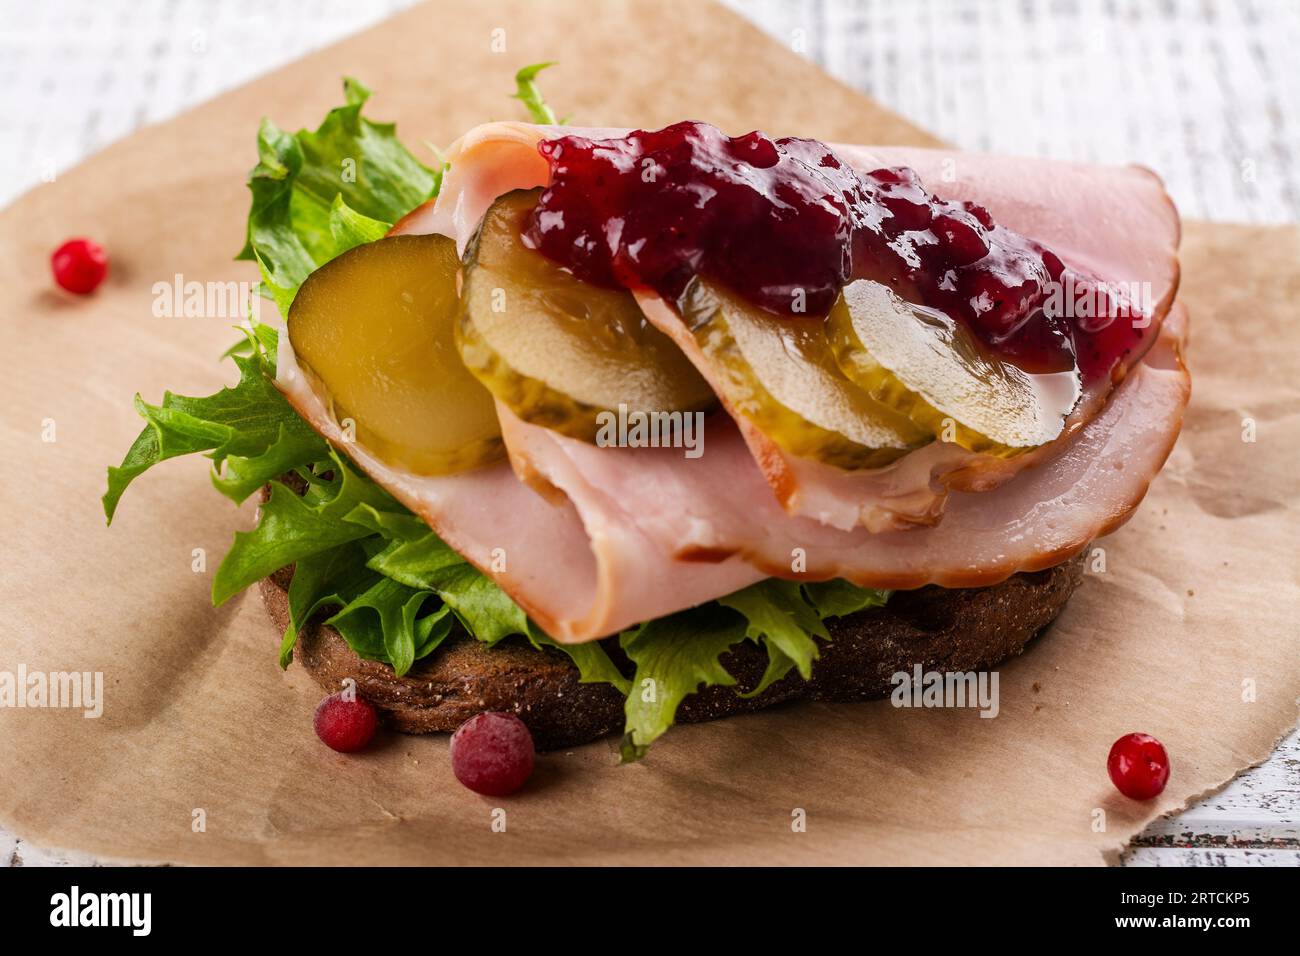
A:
[499, 305, 1189, 594]
[397, 122, 1181, 531]
[275, 336, 764, 642]
[392, 122, 553, 250]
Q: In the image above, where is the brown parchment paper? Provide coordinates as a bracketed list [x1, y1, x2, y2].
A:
[0, 0, 1296, 866]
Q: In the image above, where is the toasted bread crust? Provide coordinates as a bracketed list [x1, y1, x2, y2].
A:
[262, 554, 1084, 750]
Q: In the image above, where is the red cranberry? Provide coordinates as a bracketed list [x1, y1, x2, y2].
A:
[869, 166, 916, 186]
[993, 308, 1076, 374]
[962, 201, 995, 229]
[313, 691, 378, 753]
[1040, 247, 1066, 282]
[1107, 733, 1170, 800]
[933, 213, 989, 267]
[960, 269, 1026, 335]
[879, 189, 934, 231]
[729, 130, 779, 168]
[51, 238, 108, 294]
[450, 712, 535, 796]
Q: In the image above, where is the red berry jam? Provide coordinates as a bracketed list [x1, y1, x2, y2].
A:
[313, 691, 379, 753]
[524, 122, 1142, 378]
[1107, 732, 1170, 801]
[51, 238, 108, 294]
[450, 712, 535, 796]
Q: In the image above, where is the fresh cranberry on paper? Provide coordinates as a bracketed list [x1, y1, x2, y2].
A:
[450, 712, 535, 796]
[313, 691, 379, 753]
[1107, 732, 1170, 800]
[51, 238, 108, 294]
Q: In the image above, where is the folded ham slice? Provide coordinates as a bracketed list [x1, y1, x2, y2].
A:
[501, 305, 1189, 594]
[275, 338, 766, 641]
[395, 123, 1181, 531]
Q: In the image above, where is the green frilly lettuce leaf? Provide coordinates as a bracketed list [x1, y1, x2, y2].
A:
[238, 77, 442, 314]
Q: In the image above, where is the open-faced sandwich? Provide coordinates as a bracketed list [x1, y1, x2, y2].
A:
[104, 68, 1188, 764]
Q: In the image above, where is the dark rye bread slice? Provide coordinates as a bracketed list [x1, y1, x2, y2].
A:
[261, 553, 1085, 751]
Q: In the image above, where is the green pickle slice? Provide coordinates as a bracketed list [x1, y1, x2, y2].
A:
[288, 233, 505, 475]
[457, 189, 715, 442]
[826, 279, 1082, 457]
[679, 279, 928, 470]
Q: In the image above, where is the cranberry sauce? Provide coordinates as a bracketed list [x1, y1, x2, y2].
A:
[524, 121, 1133, 378]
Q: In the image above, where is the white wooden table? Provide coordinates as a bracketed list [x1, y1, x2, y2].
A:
[2, 0, 1296, 866]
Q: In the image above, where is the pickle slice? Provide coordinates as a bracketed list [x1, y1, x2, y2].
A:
[679, 279, 927, 470]
[457, 190, 715, 442]
[827, 279, 1081, 457]
[288, 233, 505, 475]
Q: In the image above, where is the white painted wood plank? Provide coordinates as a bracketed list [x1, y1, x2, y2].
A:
[1123, 847, 1300, 867]
[2, 834, 104, 867]
[1130, 727, 1300, 851]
